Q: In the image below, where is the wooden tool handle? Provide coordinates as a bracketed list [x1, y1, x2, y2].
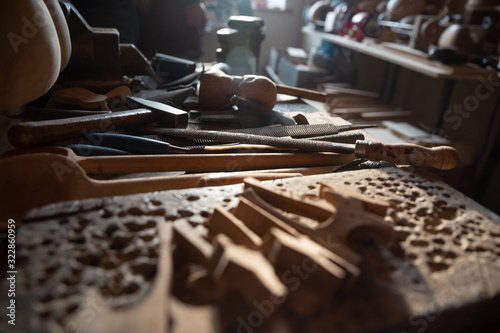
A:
[355, 140, 459, 170]
[8, 109, 155, 148]
[78, 153, 355, 174]
[276, 84, 327, 102]
[198, 69, 277, 110]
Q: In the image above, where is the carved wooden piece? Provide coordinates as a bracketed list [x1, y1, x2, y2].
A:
[206, 205, 263, 250]
[53, 87, 110, 110]
[319, 183, 393, 244]
[210, 234, 288, 306]
[265, 227, 361, 288]
[242, 177, 361, 265]
[70, 223, 172, 333]
[0, 0, 66, 109]
[263, 227, 360, 317]
[243, 177, 336, 223]
[4, 168, 500, 333]
[173, 220, 213, 267]
[233, 193, 302, 238]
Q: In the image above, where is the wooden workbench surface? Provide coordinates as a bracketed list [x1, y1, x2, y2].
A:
[2, 165, 499, 333]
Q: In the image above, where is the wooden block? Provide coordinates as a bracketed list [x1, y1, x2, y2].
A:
[173, 220, 213, 267]
[242, 177, 361, 265]
[382, 120, 451, 146]
[210, 234, 288, 307]
[206, 205, 263, 250]
[234, 191, 302, 238]
[263, 227, 360, 317]
[360, 110, 413, 121]
[243, 177, 335, 223]
[70, 223, 172, 333]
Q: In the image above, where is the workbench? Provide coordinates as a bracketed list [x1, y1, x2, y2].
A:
[1, 101, 499, 333]
[2, 165, 499, 333]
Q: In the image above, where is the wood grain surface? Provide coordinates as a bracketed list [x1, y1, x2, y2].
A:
[2, 167, 500, 333]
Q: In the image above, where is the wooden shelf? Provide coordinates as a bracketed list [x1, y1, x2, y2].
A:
[302, 26, 500, 80]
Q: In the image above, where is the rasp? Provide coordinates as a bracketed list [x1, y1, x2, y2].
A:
[140, 127, 459, 170]
[223, 123, 376, 138]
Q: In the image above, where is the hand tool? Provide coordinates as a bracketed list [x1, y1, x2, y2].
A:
[66, 144, 130, 156]
[71, 223, 172, 333]
[141, 123, 373, 146]
[53, 87, 111, 110]
[134, 86, 196, 107]
[223, 123, 376, 138]
[198, 68, 277, 110]
[126, 96, 189, 127]
[50, 86, 131, 112]
[275, 84, 328, 102]
[303, 132, 365, 144]
[0, 151, 307, 225]
[231, 95, 296, 127]
[84, 133, 190, 154]
[198, 68, 334, 109]
[1, 146, 354, 174]
[142, 128, 459, 170]
[429, 46, 500, 70]
[8, 107, 110, 121]
[151, 53, 196, 80]
[84, 132, 296, 154]
[8, 102, 189, 148]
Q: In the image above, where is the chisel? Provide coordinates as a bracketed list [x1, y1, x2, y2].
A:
[140, 127, 459, 170]
[84, 132, 294, 154]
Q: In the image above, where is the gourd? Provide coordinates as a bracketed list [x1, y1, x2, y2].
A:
[198, 68, 277, 110]
[0, 0, 70, 110]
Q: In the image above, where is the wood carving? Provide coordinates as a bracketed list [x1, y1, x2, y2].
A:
[4, 167, 500, 332]
[206, 205, 263, 250]
[0, 0, 67, 109]
[70, 223, 172, 333]
[263, 227, 360, 317]
[242, 177, 362, 265]
[210, 234, 288, 307]
[233, 192, 302, 238]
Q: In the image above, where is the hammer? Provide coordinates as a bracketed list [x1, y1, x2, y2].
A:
[8, 96, 188, 148]
[198, 68, 327, 110]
